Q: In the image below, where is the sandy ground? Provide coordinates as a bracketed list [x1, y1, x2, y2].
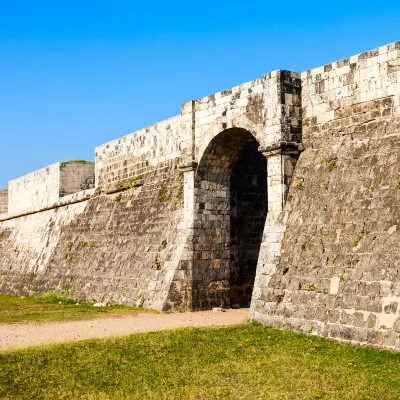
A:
[0, 308, 249, 351]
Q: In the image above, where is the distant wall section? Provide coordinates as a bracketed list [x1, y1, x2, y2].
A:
[8, 162, 95, 216]
[60, 162, 95, 196]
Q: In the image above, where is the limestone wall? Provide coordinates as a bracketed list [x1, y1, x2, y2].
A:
[0, 199, 90, 293]
[1, 39, 399, 349]
[8, 163, 61, 216]
[194, 70, 302, 160]
[60, 162, 95, 196]
[95, 114, 190, 191]
[251, 41, 400, 350]
[8, 162, 95, 216]
[0, 163, 185, 309]
[0, 190, 7, 215]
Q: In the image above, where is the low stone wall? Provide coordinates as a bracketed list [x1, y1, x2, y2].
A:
[8, 163, 61, 216]
[8, 162, 95, 216]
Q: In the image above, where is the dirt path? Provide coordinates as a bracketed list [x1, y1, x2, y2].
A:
[0, 308, 249, 351]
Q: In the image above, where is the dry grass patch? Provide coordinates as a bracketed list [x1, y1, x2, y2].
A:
[0, 294, 154, 324]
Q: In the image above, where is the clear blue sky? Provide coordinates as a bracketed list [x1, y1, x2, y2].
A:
[1, 1, 399, 187]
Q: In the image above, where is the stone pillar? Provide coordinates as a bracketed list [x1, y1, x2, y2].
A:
[178, 161, 198, 240]
[169, 161, 197, 310]
[250, 141, 300, 313]
[151, 160, 198, 312]
[156, 101, 197, 311]
[263, 142, 299, 212]
[178, 100, 197, 286]
[180, 100, 196, 168]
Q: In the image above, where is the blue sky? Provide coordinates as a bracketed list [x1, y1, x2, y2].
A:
[1, 1, 400, 187]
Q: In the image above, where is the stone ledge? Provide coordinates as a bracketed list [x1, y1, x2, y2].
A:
[259, 141, 304, 157]
[178, 161, 198, 172]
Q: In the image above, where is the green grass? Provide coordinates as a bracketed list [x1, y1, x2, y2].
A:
[0, 293, 152, 324]
[0, 323, 399, 399]
[66, 159, 94, 163]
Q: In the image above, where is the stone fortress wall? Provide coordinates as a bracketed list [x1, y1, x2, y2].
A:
[251, 41, 400, 350]
[0, 40, 399, 350]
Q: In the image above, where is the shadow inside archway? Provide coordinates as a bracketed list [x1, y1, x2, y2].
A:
[192, 128, 268, 309]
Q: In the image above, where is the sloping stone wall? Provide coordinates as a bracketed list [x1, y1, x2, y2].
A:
[0, 161, 185, 309]
[0, 200, 89, 293]
[48, 160, 186, 309]
[251, 42, 400, 350]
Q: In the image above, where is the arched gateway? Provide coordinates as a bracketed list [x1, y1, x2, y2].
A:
[169, 71, 303, 312]
[191, 128, 268, 309]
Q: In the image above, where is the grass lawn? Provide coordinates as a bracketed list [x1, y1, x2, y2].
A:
[0, 322, 399, 399]
[0, 293, 153, 324]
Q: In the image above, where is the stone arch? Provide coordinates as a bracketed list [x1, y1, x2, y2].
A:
[195, 115, 265, 165]
[191, 127, 268, 309]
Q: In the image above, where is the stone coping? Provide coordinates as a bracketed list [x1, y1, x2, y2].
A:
[0, 188, 95, 222]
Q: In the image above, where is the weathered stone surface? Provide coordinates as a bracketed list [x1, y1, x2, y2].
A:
[0, 40, 399, 350]
[251, 41, 400, 351]
[0, 190, 7, 215]
[7, 161, 94, 216]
